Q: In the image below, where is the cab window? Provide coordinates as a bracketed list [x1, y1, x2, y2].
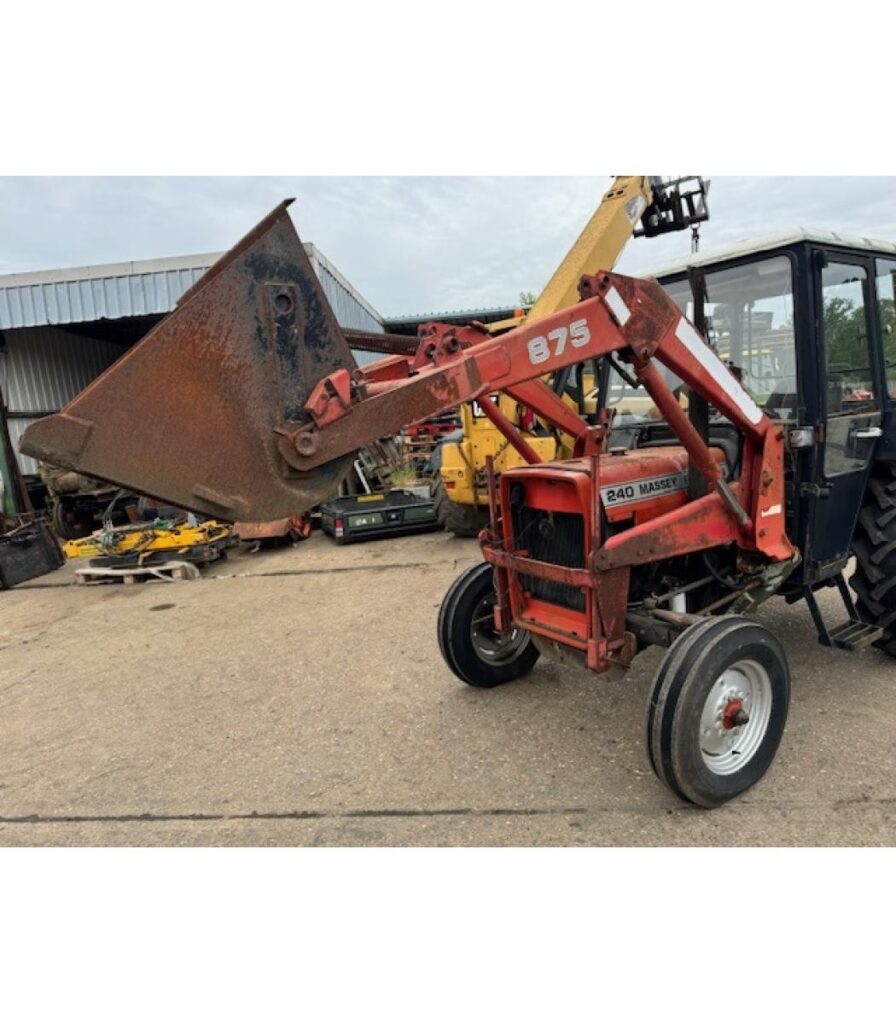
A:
[876, 258, 896, 396]
[821, 261, 877, 477]
[821, 262, 875, 413]
[607, 255, 797, 422]
[667, 253, 798, 417]
[700, 257, 797, 419]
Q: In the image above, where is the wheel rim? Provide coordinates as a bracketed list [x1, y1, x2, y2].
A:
[699, 659, 773, 776]
[469, 594, 529, 665]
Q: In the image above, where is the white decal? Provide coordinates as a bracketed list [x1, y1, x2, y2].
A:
[527, 336, 550, 365]
[604, 286, 631, 326]
[527, 317, 592, 366]
[760, 503, 782, 518]
[674, 317, 763, 425]
[601, 471, 688, 508]
[625, 195, 647, 225]
[548, 326, 568, 356]
[471, 394, 500, 418]
[570, 318, 590, 348]
[601, 464, 729, 509]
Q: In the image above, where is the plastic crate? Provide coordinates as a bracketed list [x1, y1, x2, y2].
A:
[0, 521, 65, 588]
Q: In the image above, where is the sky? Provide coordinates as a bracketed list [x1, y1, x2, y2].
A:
[2, 176, 896, 320]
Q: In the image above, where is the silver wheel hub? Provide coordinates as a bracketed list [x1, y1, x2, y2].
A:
[470, 596, 529, 665]
[699, 659, 773, 776]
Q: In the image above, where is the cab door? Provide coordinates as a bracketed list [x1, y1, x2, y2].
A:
[805, 254, 883, 575]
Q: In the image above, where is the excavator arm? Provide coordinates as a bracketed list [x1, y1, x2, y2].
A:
[486, 175, 709, 333]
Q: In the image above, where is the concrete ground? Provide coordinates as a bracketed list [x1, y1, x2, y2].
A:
[2, 529, 895, 846]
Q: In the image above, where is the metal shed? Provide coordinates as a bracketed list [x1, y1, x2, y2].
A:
[0, 246, 384, 475]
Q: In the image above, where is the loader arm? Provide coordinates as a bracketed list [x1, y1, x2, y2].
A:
[294, 270, 791, 564]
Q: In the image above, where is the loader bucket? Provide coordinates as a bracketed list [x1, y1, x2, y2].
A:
[19, 200, 359, 521]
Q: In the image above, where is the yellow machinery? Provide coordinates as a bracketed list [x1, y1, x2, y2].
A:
[433, 175, 709, 535]
[63, 518, 231, 562]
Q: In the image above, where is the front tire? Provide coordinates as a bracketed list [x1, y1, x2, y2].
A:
[646, 616, 790, 808]
[437, 562, 540, 687]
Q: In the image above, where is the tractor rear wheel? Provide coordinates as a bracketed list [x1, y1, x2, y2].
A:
[646, 616, 790, 808]
[850, 463, 896, 656]
[438, 562, 540, 687]
[431, 477, 489, 538]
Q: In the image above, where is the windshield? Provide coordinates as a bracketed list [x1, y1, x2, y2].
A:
[604, 254, 798, 422]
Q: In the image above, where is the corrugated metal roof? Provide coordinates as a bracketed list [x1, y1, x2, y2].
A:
[384, 304, 528, 326]
[644, 227, 896, 279]
[305, 244, 382, 333]
[0, 244, 384, 333]
[0, 254, 216, 330]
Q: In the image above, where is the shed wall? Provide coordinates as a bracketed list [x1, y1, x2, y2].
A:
[3, 326, 124, 474]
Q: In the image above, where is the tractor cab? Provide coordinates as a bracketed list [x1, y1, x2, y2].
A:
[614, 229, 896, 588]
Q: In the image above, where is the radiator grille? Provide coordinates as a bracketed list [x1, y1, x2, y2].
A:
[510, 505, 585, 612]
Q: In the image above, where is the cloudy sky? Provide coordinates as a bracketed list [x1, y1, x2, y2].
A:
[2, 176, 895, 319]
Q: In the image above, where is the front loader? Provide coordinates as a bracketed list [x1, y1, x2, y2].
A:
[21, 202, 896, 807]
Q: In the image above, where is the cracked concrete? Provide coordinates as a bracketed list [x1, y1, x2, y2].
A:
[3, 530, 896, 846]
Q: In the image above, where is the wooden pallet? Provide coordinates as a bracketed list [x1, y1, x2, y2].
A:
[74, 560, 201, 585]
[398, 434, 442, 469]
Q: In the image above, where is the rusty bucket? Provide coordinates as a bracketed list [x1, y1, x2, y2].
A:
[20, 201, 359, 521]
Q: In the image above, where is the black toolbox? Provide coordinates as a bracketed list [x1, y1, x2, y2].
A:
[320, 488, 439, 544]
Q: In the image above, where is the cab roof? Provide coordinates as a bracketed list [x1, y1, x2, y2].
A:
[644, 227, 896, 280]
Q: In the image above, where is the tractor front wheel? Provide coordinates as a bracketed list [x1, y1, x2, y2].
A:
[646, 616, 790, 808]
[437, 562, 540, 687]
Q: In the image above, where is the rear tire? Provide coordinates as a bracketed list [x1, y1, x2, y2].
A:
[646, 616, 790, 808]
[437, 562, 540, 687]
[851, 463, 896, 656]
[51, 497, 92, 540]
[431, 476, 489, 538]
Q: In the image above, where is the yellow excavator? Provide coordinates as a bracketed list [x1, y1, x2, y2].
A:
[432, 175, 710, 535]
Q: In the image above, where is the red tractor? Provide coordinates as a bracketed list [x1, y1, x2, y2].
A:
[22, 202, 896, 806]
